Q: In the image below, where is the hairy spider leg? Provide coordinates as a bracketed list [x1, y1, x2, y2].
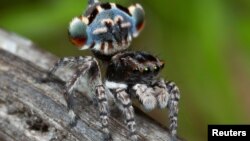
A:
[153, 79, 180, 140]
[63, 59, 92, 125]
[165, 80, 180, 140]
[112, 88, 138, 141]
[131, 79, 180, 141]
[46, 56, 111, 140]
[46, 56, 86, 78]
[132, 84, 157, 111]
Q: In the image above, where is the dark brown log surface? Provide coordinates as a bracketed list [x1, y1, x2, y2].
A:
[0, 29, 182, 141]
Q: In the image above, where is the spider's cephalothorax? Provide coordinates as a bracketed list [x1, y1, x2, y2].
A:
[106, 51, 165, 85]
[68, 0, 144, 58]
[44, 0, 180, 141]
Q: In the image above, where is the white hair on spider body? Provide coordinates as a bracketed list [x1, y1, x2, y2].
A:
[105, 81, 128, 89]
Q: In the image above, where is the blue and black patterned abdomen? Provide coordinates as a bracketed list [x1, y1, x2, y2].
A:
[68, 3, 145, 56]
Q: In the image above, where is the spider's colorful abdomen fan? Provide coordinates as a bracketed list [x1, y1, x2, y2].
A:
[68, 17, 88, 47]
[68, 2, 145, 56]
[106, 51, 164, 85]
[128, 4, 145, 37]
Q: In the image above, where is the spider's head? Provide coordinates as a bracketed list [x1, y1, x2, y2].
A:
[68, 2, 145, 56]
[106, 51, 164, 85]
[126, 52, 165, 84]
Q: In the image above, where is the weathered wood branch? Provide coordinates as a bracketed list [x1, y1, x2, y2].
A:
[0, 29, 182, 141]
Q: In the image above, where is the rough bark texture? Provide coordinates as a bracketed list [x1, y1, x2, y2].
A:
[0, 29, 182, 141]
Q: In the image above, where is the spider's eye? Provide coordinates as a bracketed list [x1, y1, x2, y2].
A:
[143, 67, 149, 73]
[128, 4, 145, 37]
[68, 16, 88, 48]
[153, 66, 159, 72]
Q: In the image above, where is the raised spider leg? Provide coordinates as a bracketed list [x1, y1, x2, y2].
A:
[132, 79, 180, 141]
[41, 56, 85, 81]
[154, 79, 180, 140]
[47, 56, 111, 140]
[112, 88, 138, 141]
[63, 60, 91, 126]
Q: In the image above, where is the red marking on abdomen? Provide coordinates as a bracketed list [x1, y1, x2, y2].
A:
[70, 37, 87, 48]
[136, 22, 144, 32]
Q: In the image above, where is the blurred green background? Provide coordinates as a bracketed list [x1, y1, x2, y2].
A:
[1, 0, 250, 140]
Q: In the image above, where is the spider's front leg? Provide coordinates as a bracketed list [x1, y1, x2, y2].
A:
[154, 79, 180, 140]
[132, 84, 157, 111]
[112, 88, 138, 141]
[132, 79, 180, 141]
[45, 56, 111, 140]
